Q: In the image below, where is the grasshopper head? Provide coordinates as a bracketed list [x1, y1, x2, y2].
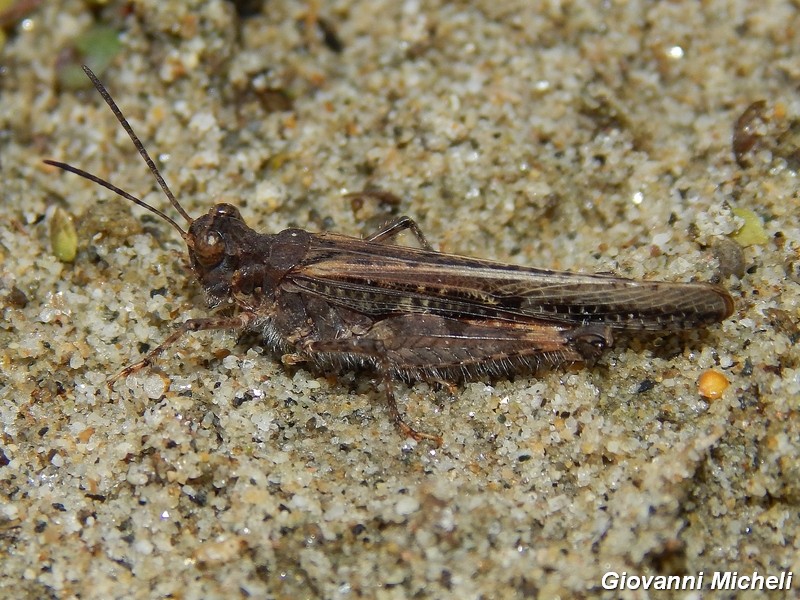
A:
[187, 203, 243, 268]
[185, 203, 254, 302]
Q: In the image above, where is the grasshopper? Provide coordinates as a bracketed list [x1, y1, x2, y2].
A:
[45, 67, 734, 444]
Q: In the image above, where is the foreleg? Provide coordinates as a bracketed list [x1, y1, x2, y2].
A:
[108, 313, 255, 387]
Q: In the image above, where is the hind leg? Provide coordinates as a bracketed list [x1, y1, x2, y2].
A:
[306, 336, 443, 446]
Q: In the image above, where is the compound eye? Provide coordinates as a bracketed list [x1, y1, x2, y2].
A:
[206, 230, 222, 247]
[195, 229, 225, 266]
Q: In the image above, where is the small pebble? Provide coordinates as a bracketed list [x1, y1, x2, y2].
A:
[698, 370, 730, 400]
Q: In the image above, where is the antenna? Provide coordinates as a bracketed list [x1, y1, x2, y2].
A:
[44, 65, 193, 236]
[80, 65, 193, 224]
[43, 159, 187, 235]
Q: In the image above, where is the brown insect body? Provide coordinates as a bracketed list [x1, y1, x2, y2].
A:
[45, 67, 734, 444]
[187, 202, 732, 372]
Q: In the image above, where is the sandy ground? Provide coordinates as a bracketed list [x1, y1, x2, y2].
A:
[2, 1, 799, 598]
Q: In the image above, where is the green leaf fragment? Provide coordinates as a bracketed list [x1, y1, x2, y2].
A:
[50, 207, 78, 263]
[731, 207, 769, 247]
[58, 24, 122, 90]
[74, 24, 121, 69]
